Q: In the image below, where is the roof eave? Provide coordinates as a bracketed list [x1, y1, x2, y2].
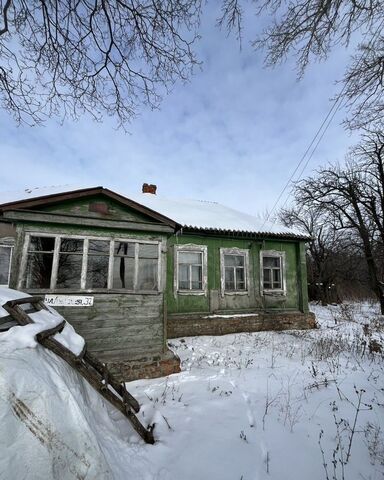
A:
[181, 226, 311, 241]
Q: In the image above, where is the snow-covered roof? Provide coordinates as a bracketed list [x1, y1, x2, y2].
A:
[0, 184, 85, 205]
[130, 193, 307, 238]
[0, 185, 308, 239]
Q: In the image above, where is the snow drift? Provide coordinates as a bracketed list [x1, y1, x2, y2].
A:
[0, 288, 140, 480]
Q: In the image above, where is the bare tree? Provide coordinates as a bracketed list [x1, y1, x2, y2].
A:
[280, 207, 340, 304]
[280, 205, 374, 304]
[295, 131, 384, 312]
[0, 1, 382, 128]
[0, 1, 201, 126]
[219, 0, 384, 130]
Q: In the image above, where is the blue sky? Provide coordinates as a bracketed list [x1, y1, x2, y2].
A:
[0, 4, 358, 216]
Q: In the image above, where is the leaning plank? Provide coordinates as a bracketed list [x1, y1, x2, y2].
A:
[5, 296, 47, 308]
[3, 298, 154, 444]
[36, 320, 66, 341]
[84, 350, 140, 413]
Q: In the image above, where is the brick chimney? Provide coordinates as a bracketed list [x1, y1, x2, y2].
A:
[142, 183, 157, 195]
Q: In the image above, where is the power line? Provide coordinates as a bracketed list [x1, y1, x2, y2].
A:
[261, 20, 384, 226]
[263, 94, 344, 225]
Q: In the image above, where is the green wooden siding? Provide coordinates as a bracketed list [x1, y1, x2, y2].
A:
[41, 194, 159, 223]
[166, 234, 306, 314]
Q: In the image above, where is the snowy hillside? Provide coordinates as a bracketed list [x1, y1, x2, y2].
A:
[1, 299, 384, 479]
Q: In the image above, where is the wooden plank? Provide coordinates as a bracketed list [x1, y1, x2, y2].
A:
[36, 334, 153, 442]
[36, 320, 66, 341]
[68, 316, 163, 330]
[84, 351, 139, 412]
[6, 296, 45, 307]
[75, 324, 163, 340]
[3, 210, 174, 233]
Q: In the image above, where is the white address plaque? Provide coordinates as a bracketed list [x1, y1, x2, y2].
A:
[44, 295, 94, 307]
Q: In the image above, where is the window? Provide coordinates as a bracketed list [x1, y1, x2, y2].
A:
[21, 234, 160, 292]
[87, 240, 110, 289]
[0, 245, 13, 286]
[113, 242, 159, 290]
[26, 236, 55, 289]
[261, 250, 286, 294]
[220, 248, 249, 294]
[175, 245, 207, 294]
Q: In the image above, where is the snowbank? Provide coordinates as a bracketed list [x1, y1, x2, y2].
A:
[0, 287, 85, 355]
[0, 288, 151, 480]
[1, 292, 383, 480]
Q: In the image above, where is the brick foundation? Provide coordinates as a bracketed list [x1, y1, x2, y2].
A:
[167, 311, 316, 338]
[108, 348, 181, 382]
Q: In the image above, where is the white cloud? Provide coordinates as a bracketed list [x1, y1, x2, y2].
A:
[0, 3, 359, 216]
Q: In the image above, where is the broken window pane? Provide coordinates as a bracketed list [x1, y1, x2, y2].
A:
[26, 253, 53, 289]
[113, 242, 135, 289]
[113, 256, 134, 289]
[29, 236, 55, 252]
[114, 241, 134, 257]
[26, 236, 55, 288]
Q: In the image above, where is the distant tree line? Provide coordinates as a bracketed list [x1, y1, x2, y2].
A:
[280, 130, 384, 313]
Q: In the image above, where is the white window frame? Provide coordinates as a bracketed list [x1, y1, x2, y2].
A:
[0, 244, 13, 287]
[18, 232, 162, 293]
[174, 244, 208, 296]
[260, 250, 286, 296]
[220, 247, 249, 296]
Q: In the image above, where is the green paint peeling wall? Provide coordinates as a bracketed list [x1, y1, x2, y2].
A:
[41, 194, 157, 223]
[166, 234, 308, 315]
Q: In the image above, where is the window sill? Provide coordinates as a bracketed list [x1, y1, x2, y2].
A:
[177, 290, 207, 296]
[223, 290, 249, 296]
[263, 290, 286, 297]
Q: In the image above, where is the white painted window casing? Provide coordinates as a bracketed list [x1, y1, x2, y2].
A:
[220, 248, 249, 296]
[260, 250, 286, 296]
[174, 244, 208, 296]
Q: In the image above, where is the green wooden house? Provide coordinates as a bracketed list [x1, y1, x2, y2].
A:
[0, 185, 315, 380]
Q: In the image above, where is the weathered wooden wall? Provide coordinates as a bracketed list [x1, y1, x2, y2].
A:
[53, 293, 165, 362]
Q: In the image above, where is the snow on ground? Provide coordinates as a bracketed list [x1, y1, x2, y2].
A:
[1, 296, 384, 480]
